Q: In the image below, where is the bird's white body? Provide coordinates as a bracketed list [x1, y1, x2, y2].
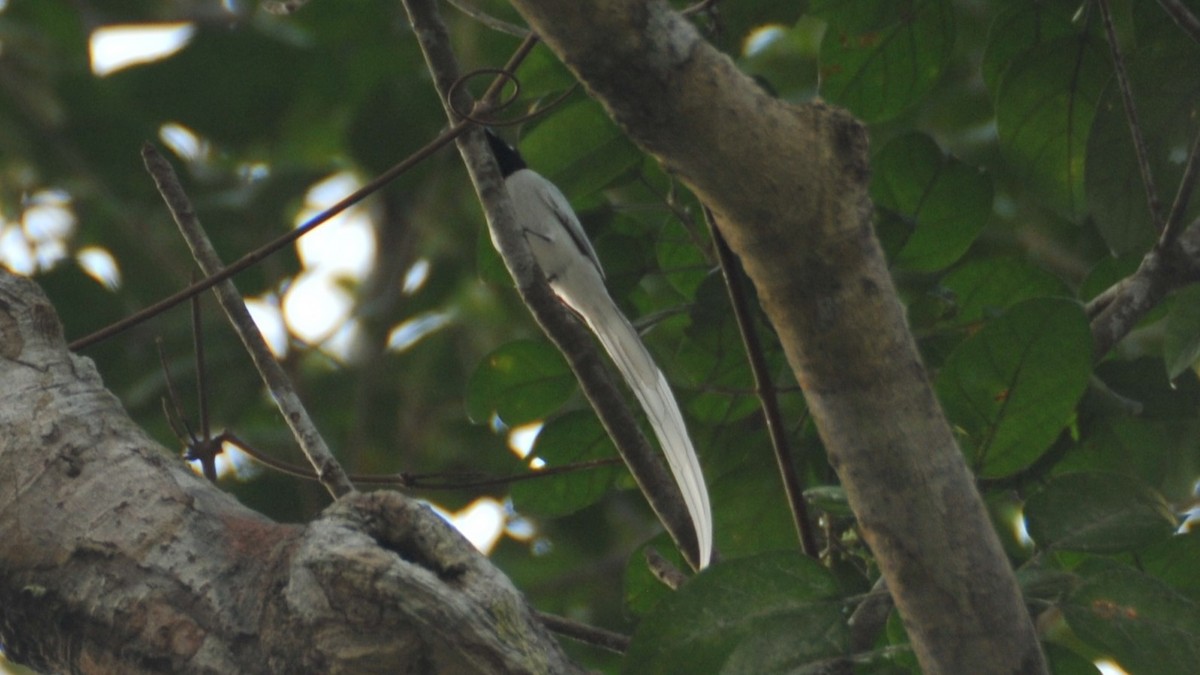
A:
[501, 168, 714, 568]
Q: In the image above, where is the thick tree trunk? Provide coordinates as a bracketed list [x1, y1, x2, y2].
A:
[0, 271, 582, 674]
[500, 2, 1047, 673]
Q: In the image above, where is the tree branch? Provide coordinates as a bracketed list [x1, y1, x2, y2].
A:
[1158, 0, 1200, 45]
[142, 143, 354, 498]
[0, 270, 583, 674]
[496, 1, 1047, 672]
[400, 0, 706, 571]
[705, 206, 818, 558]
[1091, 217, 1200, 357]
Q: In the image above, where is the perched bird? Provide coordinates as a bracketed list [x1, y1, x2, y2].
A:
[484, 129, 713, 568]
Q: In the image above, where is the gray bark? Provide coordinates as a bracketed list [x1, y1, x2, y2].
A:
[0, 271, 582, 674]
[498, 2, 1047, 673]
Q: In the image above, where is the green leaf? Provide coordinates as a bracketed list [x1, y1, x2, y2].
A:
[818, 0, 954, 123]
[1086, 37, 1200, 255]
[509, 411, 620, 517]
[937, 256, 1070, 329]
[995, 38, 1109, 220]
[709, 461, 799, 558]
[736, 18, 823, 102]
[980, 3, 1077, 94]
[698, 0, 805, 54]
[1057, 418, 1200, 497]
[936, 298, 1092, 477]
[655, 216, 709, 301]
[677, 275, 779, 427]
[1165, 286, 1200, 380]
[624, 552, 846, 675]
[520, 100, 643, 198]
[1063, 566, 1200, 675]
[810, 0, 923, 34]
[1024, 472, 1176, 553]
[1142, 532, 1200, 602]
[1044, 643, 1103, 675]
[515, 47, 577, 100]
[465, 340, 575, 426]
[872, 133, 993, 271]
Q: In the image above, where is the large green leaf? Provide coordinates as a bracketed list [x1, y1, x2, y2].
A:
[1044, 643, 1103, 675]
[510, 411, 620, 517]
[936, 298, 1092, 477]
[1142, 532, 1200, 602]
[707, 459, 799, 558]
[624, 552, 846, 675]
[655, 216, 709, 301]
[465, 339, 575, 426]
[1086, 37, 1200, 255]
[817, 0, 954, 123]
[937, 256, 1070, 329]
[519, 100, 643, 198]
[995, 38, 1109, 220]
[872, 132, 993, 272]
[980, 2, 1078, 95]
[1063, 566, 1200, 675]
[1024, 472, 1176, 553]
[1165, 286, 1200, 381]
[1056, 418, 1200, 500]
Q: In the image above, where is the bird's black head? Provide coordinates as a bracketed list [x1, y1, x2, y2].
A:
[484, 128, 527, 177]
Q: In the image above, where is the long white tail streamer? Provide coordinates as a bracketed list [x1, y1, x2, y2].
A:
[501, 168, 714, 568]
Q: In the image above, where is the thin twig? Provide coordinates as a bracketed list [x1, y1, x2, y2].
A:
[535, 611, 631, 654]
[191, 284, 211, 446]
[401, 0, 707, 570]
[157, 337, 197, 444]
[1158, 0, 1200, 45]
[1159, 131, 1200, 248]
[643, 546, 688, 590]
[220, 430, 621, 489]
[705, 207, 819, 558]
[141, 143, 355, 499]
[1098, 0, 1163, 229]
[157, 336, 223, 482]
[444, 0, 530, 37]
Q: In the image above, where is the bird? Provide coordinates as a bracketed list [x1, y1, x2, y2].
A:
[484, 128, 713, 568]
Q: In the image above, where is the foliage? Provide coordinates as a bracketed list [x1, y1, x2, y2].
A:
[2, 0, 1200, 673]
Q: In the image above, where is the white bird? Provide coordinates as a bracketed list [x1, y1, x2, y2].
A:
[485, 129, 713, 568]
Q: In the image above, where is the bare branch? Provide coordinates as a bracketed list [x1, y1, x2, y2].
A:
[535, 611, 631, 654]
[141, 143, 354, 498]
[705, 206, 818, 558]
[0, 271, 582, 674]
[1158, 0, 1200, 44]
[401, 0, 706, 571]
[445, 0, 530, 37]
[1091, 217, 1200, 357]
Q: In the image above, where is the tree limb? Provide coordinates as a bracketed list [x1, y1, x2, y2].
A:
[401, 0, 706, 571]
[496, 1, 1047, 672]
[0, 270, 582, 674]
